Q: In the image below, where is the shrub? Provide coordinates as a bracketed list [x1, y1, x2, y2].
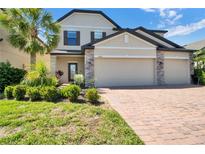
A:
[88, 79, 95, 88]
[85, 88, 100, 103]
[21, 62, 58, 87]
[74, 74, 84, 87]
[27, 87, 41, 101]
[4, 86, 14, 99]
[40, 86, 59, 102]
[0, 62, 26, 92]
[13, 85, 26, 100]
[0, 93, 4, 99]
[194, 69, 205, 85]
[61, 84, 81, 102]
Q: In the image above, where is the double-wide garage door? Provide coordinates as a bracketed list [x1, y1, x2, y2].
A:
[95, 58, 155, 87]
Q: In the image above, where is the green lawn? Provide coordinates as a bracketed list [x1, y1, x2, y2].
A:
[0, 100, 143, 145]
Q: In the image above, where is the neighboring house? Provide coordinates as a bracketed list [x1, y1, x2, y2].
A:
[0, 28, 30, 69]
[50, 9, 194, 87]
[0, 28, 50, 70]
[184, 39, 205, 50]
[0, 9, 50, 70]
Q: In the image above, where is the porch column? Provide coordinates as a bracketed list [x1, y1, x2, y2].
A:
[84, 49, 94, 87]
[156, 50, 165, 85]
[50, 55, 57, 76]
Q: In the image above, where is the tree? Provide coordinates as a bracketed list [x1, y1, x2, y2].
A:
[0, 9, 60, 67]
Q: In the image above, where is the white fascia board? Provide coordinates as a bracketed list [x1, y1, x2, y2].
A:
[164, 56, 189, 60]
[61, 25, 113, 30]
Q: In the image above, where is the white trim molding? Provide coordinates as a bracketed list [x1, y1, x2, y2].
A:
[164, 56, 189, 60]
[94, 55, 156, 59]
[56, 55, 84, 58]
[61, 25, 113, 30]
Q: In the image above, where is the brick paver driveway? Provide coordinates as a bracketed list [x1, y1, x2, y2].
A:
[99, 85, 205, 144]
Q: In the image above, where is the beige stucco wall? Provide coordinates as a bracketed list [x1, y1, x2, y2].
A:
[57, 12, 116, 50]
[0, 28, 50, 70]
[0, 28, 30, 69]
[56, 56, 84, 83]
[163, 51, 190, 59]
[94, 32, 157, 57]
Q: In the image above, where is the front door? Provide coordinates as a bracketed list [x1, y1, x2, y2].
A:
[68, 63, 78, 82]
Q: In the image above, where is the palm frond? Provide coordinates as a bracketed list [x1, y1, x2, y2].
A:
[0, 8, 60, 61]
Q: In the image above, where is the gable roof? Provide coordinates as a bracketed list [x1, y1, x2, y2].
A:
[82, 29, 193, 52]
[82, 29, 168, 49]
[134, 26, 183, 48]
[57, 9, 121, 29]
[184, 39, 205, 50]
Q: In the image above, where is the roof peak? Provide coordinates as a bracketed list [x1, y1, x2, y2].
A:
[57, 9, 121, 29]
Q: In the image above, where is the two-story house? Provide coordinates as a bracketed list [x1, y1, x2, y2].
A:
[50, 9, 194, 87]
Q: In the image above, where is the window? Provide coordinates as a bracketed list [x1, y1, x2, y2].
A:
[91, 31, 106, 42]
[68, 31, 77, 45]
[64, 31, 80, 46]
[94, 32, 103, 40]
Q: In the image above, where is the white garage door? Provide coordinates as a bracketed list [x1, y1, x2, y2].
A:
[164, 59, 190, 85]
[95, 58, 155, 87]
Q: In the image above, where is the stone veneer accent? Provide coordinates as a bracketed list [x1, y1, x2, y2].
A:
[156, 50, 165, 85]
[85, 49, 94, 87]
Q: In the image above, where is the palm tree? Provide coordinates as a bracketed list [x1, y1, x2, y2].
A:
[0, 9, 60, 67]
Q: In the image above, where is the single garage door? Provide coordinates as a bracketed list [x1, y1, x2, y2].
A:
[95, 58, 155, 87]
[164, 59, 190, 85]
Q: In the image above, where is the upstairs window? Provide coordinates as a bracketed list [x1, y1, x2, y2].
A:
[91, 31, 106, 42]
[64, 31, 80, 46]
[68, 31, 77, 45]
[94, 32, 103, 40]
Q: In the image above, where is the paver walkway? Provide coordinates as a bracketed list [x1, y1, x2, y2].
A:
[99, 86, 205, 144]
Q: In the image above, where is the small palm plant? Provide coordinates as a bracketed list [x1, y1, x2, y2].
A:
[0, 9, 60, 67]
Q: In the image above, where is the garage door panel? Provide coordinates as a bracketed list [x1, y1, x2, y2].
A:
[164, 59, 190, 84]
[95, 58, 154, 87]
